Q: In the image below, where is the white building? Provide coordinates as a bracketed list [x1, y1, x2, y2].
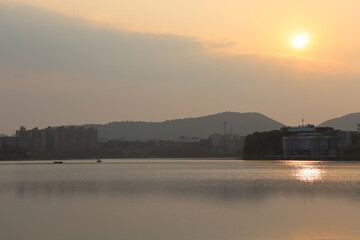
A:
[282, 125, 352, 159]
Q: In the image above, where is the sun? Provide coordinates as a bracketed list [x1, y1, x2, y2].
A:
[291, 34, 309, 49]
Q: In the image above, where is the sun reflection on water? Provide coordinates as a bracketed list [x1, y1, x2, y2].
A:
[286, 161, 323, 183]
[295, 167, 322, 183]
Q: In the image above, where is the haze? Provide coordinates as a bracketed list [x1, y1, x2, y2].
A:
[1, 0, 359, 134]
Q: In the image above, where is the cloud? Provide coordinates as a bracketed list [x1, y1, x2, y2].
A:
[0, 5, 202, 81]
[203, 40, 237, 49]
[0, 4, 344, 82]
[0, 3, 359, 134]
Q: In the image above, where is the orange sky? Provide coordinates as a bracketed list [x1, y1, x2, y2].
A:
[0, 0, 359, 133]
[5, 0, 360, 70]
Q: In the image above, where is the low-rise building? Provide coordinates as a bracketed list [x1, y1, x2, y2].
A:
[282, 125, 352, 159]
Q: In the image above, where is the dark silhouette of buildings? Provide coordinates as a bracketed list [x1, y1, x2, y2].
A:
[0, 136, 19, 148]
[15, 126, 98, 154]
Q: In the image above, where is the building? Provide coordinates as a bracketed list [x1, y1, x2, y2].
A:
[177, 136, 202, 143]
[209, 133, 245, 152]
[0, 137, 19, 148]
[52, 126, 98, 153]
[16, 127, 42, 152]
[16, 126, 98, 154]
[282, 125, 352, 159]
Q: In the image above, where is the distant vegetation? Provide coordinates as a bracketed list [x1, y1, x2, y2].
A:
[0, 145, 29, 160]
[243, 130, 287, 160]
[0, 140, 242, 160]
[338, 132, 360, 160]
[99, 140, 239, 158]
[89, 112, 283, 140]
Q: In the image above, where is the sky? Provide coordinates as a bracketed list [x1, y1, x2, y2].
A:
[0, 0, 359, 134]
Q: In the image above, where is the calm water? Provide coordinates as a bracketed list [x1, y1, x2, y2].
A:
[1, 159, 360, 240]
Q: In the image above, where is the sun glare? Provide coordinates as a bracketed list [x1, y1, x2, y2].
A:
[295, 166, 322, 183]
[292, 34, 309, 49]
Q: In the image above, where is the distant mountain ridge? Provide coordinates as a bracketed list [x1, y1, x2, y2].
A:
[88, 112, 284, 140]
[318, 113, 360, 131]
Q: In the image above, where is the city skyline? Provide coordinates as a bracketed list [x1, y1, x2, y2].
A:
[1, 1, 359, 134]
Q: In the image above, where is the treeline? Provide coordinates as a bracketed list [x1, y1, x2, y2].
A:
[99, 140, 238, 158]
[0, 145, 30, 160]
[338, 132, 360, 160]
[0, 140, 242, 160]
[243, 130, 287, 160]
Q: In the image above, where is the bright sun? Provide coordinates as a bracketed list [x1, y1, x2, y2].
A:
[292, 34, 309, 49]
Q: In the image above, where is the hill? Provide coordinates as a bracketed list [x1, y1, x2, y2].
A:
[318, 113, 360, 131]
[91, 112, 284, 140]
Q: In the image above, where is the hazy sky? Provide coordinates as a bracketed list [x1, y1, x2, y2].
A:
[0, 0, 359, 134]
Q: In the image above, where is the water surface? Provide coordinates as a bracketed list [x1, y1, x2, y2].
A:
[1, 159, 360, 240]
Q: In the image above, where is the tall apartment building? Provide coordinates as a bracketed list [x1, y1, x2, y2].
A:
[0, 137, 19, 148]
[16, 126, 42, 152]
[16, 126, 98, 154]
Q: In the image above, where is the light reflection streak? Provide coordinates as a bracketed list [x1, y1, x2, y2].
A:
[285, 161, 323, 183]
[295, 167, 322, 183]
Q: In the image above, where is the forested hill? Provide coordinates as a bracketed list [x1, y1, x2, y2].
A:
[318, 113, 360, 131]
[89, 112, 284, 140]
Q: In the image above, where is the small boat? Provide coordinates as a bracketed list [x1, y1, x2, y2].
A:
[96, 158, 102, 163]
[53, 161, 63, 164]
